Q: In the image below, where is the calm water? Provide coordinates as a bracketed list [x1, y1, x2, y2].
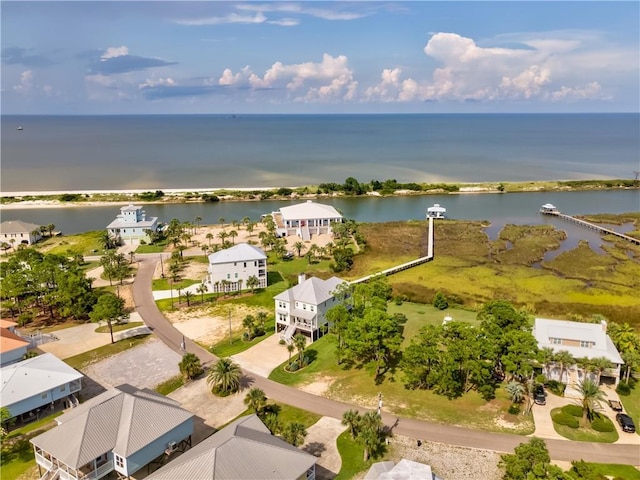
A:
[2, 113, 639, 192]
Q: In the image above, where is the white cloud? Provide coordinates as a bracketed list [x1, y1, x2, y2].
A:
[138, 77, 176, 89]
[268, 17, 299, 27]
[236, 3, 372, 21]
[13, 70, 33, 94]
[101, 46, 129, 61]
[175, 12, 266, 26]
[549, 82, 605, 101]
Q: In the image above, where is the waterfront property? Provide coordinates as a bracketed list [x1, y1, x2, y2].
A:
[426, 203, 446, 219]
[145, 414, 317, 480]
[539, 203, 559, 214]
[0, 322, 30, 366]
[0, 219, 42, 246]
[30, 384, 194, 480]
[268, 200, 343, 240]
[1, 353, 83, 421]
[205, 242, 267, 293]
[533, 318, 624, 386]
[106, 204, 158, 244]
[274, 273, 347, 343]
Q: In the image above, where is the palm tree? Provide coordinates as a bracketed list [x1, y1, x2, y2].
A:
[294, 333, 306, 365]
[293, 241, 305, 257]
[282, 422, 307, 447]
[218, 217, 226, 228]
[358, 412, 383, 461]
[179, 353, 203, 380]
[287, 343, 295, 366]
[242, 216, 251, 229]
[184, 290, 193, 307]
[576, 377, 606, 421]
[243, 315, 255, 339]
[194, 216, 202, 232]
[217, 231, 229, 246]
[246, 222, 255, 236]
[589, 356, 614, 384]
[201, 244, 209, 258]
[47, 224, 55, 237]
[553, 350, 575, 384]
[206, 232, 214, 247]
[506, 381, 526, 404]
[196, 283, 208, 303]
[246, 275, 260, 293]
[538, 346, 555, 378]
[207, 358, 242, 395]
[228, 230, 238, 244]
[244, 387, 267, 415]
[342, 409, 361, 439]
[128, 251, 136, 264]
[256, 311, 268, 330]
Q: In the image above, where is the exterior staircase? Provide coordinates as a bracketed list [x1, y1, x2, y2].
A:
[39, 467, 60, 480]
[280, 323, 297, 344]
[300, 225, 311, 241]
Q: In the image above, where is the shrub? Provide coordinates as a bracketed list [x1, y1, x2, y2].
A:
[535, 374, 547, 385]
[279, 339, 286, 345]
[562, 404, 583, 417]
[508, 404, 520, 415]
[591, 417, 614, 432]
[432, 291, 449, 310]
[546, 380, 566, 396]
[242, 332, 250, 341]
[288, 361, 299, 372]
[616, 382, 631, 396]
[394, 296, 403, 306]
[552, 412, 579, 428]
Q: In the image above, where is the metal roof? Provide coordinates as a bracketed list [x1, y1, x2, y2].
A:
[365, 460, 435, 480]
[146, 414, 317, 480]
[30, 384, 193, 468]
[208, 243, 267, 265]
[279, 201, 342, 221]
[534, 318, 624, 364]
[0, 220, 42, 234]
[1, 353, 83, 407]
[0, 327, 30, 354]
[274, 276, 345, 306]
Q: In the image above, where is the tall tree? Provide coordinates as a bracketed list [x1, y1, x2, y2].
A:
[196, 283, 208, 303]
[89, 293, 125, 343]
[282, 422, 307, 447]
[207, 358, 242, 395]
[293, 241, 306, 257]
[553, 350, 576, 384]
[179, 353, 203, 380]
[357, 412, 384, 461]
[326, 304, 351, 365]
[244, 388, 267, 415]
[342, 409, 361, 439]
[293, 333, 307, 364]
[246, 275, 260, 293]
[499, 438, 565, 480]
[287, 343, 295, 366]
[577, 378, 606, 421]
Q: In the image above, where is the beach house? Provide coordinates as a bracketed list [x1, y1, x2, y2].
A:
[274, 274, 347, 343]
[106, 205, 158, 244]
[30, 384, 194, 480]
[1, 353, 83, 421]
[206, 243, 267, 293]
[0, 324, 30, 366]
[267, 200, 343, 240]
[426, 203, 446, 219]
[0, 220, 42, 246]
[145, 414, 317, 480]
[533, 318, 624, 385]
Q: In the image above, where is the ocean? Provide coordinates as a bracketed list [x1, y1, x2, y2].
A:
[1, 113, 639, 192]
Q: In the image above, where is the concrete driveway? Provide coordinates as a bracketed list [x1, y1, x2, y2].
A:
[302, 417, 347, 480]
[231, 334, 291, 378]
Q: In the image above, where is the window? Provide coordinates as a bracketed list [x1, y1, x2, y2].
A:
[244, 262, 247, 268]
[303, 304, 307, 310]
[580, 340, 593, 348]
[60, 385, 66, 392]
[115, 455, 124, 468]
[227, 274, 230, 279]
[549, 337, 562, 345]
[234, 262, 237, 266]
[235, 273, 238, 278]
[310, 306, 314, 312]
[41, 393, 48, 399]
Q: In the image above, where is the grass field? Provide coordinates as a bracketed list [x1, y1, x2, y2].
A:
[550, 407, 619, 443]
[38, 230, 107, 256]
[619, 381, 640, 437]
[334, 430, 375, 480]
[210, 318, 275, 357]
[64, 334, 151, 370]
[585, 463, 640, 479]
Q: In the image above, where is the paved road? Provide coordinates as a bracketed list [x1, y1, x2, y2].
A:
[132, 256, 640, 466]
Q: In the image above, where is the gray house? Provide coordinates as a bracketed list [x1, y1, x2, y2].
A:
[106, 204, 158, 244]
[31, 384, 194, 480]
[1, 353, 83, 421]
[146, 414, 317, 480]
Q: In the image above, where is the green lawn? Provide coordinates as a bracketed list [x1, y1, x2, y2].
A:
[154, 375, 185, 395]
[152, 278, 201, 291]
[210, 319, 275, 357]
[39, 230, 107, 256]
[64, 334, 151, 370]
[275, 402, 322, 429]
[269, 335, 534, 434]
[0, 439, 35, 480]
[334, 430, 375, 480]
[550, 407, 619, 443]
[136, 240, 169, 253]
[585, 463, 640, 479]
[619, 381, 640, 437]
[94, 321, 143, 334]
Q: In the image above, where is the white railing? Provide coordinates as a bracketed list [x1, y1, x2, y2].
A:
[78, 460, 113, 480]
[280, 323, 296, 344]
[38, 466, 59, 480]
[59, 469, 77, 480]
[35, 452, 53, 470]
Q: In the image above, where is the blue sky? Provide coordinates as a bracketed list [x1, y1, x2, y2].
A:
[2, 1, 638, 114]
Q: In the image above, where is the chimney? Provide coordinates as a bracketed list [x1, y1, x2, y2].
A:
[601, 320, 607, 333]
[298, 273, 306, 285]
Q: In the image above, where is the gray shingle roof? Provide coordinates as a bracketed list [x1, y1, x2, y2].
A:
[30, 384, 193, 468]
[208, 243, 267, 265]
[1, 353, 83, 407]
[146, 414, 316, 480]
[274, 276, 345, 305]
[0, 220, 42, 234]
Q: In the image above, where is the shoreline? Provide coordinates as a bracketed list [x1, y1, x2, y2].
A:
[0, 181, 637, 211]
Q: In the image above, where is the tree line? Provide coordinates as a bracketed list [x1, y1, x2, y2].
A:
[318, 177, 460, 195]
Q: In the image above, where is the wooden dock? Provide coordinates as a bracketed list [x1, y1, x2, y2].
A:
[541, 211, 640, 245]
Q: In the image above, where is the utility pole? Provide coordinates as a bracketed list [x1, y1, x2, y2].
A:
[160, 254, 164, 278]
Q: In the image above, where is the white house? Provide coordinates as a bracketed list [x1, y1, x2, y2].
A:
[206, 243, 267, 293]
[364, 459, 440, 480]
[0, 326, 30, 367]
[533, 318, 624, 385]
[268, 200, 343, 240]
[106, 205, 158, 243]
[274, 273, 347, 343]
[145, 414, 317, 480]
[0, 220, 42, 246]
[30, 384, 194, 480]
[1, 353, 83, 421]
[426, 203, 446, 219]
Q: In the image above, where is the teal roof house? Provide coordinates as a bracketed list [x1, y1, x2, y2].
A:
[106, 205, 158, 244]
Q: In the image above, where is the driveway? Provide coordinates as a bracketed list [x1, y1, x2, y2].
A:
[231, 334, 291, 378]
[302, 417, 347, 480]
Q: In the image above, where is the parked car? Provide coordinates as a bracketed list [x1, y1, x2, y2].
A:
[608, 399, 623, 412]
[616, 413, 636, 433]
[534, 385, 546, 405]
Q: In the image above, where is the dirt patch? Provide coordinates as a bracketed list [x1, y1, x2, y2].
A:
[299, 376, 334, 396]
[164, 304, 266, 345]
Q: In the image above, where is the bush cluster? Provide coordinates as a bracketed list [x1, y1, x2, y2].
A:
[616, 382, 631, 396]
[552, 412, 579, 428]
[590, 417, 614, 433]
[561, 404, 583, 417]
[508, 404, 520, 415]
[546, 380, 566, 396]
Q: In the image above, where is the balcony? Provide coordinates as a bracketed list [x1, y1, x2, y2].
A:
[35, 452, 53, 471]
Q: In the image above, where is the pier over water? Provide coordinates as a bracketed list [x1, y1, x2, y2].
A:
[540, 205, 640, 245]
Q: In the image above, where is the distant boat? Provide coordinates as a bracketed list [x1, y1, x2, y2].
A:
[16, 126, 23, 131]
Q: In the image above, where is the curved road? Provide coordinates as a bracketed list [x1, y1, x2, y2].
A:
[132, 255, 640, 466]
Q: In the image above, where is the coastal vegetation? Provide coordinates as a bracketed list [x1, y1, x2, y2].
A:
[1, 178, 637, 205]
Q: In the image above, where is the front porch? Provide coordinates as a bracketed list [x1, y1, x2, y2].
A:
[35, 448, 113, 480]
